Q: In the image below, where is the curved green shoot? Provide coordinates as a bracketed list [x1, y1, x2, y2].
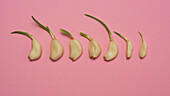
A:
[60, 29, 74, 39]
[46, 26, 55, 39]
[85, 14, 113, 41]
[31, 16, 55, 39]
[114, 31, 127, 41]
[80, 32, 93, 41]
[138, 31, 144, 41]
[11, 31, 33, 39]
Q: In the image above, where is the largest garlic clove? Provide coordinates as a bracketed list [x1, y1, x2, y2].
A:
[139, 32, 147, 59]
[104, 40, 118, 61]
[29, 37, 42, 60]
[50, 38, 64, 61]
[89, 40, 101, 59]
[126, 40, 133, 59]
[69, 39, 83, 61]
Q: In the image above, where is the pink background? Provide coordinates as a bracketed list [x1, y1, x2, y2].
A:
[0, 0, 170, 96]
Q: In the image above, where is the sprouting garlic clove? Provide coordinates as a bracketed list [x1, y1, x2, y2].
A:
[29, 37, 42, 61]
[50, 38, 64, 61]
[139, 32, 147, 59]
[89, 40, 101, 59]
[69, 39, 83, 61]
[126, 40, 133, 59]
[61, 29, 82, 61]
[80, 32, 101, 59]
[104, 40, 118, 61]
[11, 31, 42, 61]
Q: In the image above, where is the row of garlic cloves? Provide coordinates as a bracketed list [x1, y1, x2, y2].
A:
[11, 14, 147, 61]
[11, 30, 146, 61]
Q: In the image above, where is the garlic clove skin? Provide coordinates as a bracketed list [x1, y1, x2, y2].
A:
[50, 38, 64, 61]
[104, 40, 118, 61]
[29, 38, 42, 61]
[139, 40, 147, 59]
[89, 40, 101, 59]
[69, 39, 83, 61]
[126, 40, 133, 59]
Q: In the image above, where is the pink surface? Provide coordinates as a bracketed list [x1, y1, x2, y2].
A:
[1, 0, 170, 96]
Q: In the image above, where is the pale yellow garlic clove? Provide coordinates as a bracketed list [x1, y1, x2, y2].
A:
[139, 32, 147, 59]
[69, 39, 83, 61]
[104, 40, 118, 61]
[50, 38, 64, 61]
[80, 32, 101, 59]
[61, 29, 82, 61]
[89, 40, 101, 59]
[29, 38, 42, 60]
[139, 41, 147, 58]
[126, 40, 133, 59]
[11, 31, 42, 61]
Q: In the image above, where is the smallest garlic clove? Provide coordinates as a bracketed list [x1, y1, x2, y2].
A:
[126, 40, 133, 59]
[114, 31, 133, 59]
[80, 32, 101, 59]
[50, 38, 64, 61]
[139, 31, 147, 59]
[104, 40, 118, 61]
[11, 31, 42, 61]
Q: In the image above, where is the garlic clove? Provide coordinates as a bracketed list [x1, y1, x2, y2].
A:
[126, 40, 133, 59]
[50, 38, 64, 61]
[139, 41, 147, 58]
[11, 31, 42, 61]
[89, 40, 101, 59]
[139, 32, 147, 59]
[104, 40, 118, 61]
[61, 29, 82, 61]
[29, 38, 42, 60]
[80, 32, 101, 59]
[69, 39, 83, 61]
